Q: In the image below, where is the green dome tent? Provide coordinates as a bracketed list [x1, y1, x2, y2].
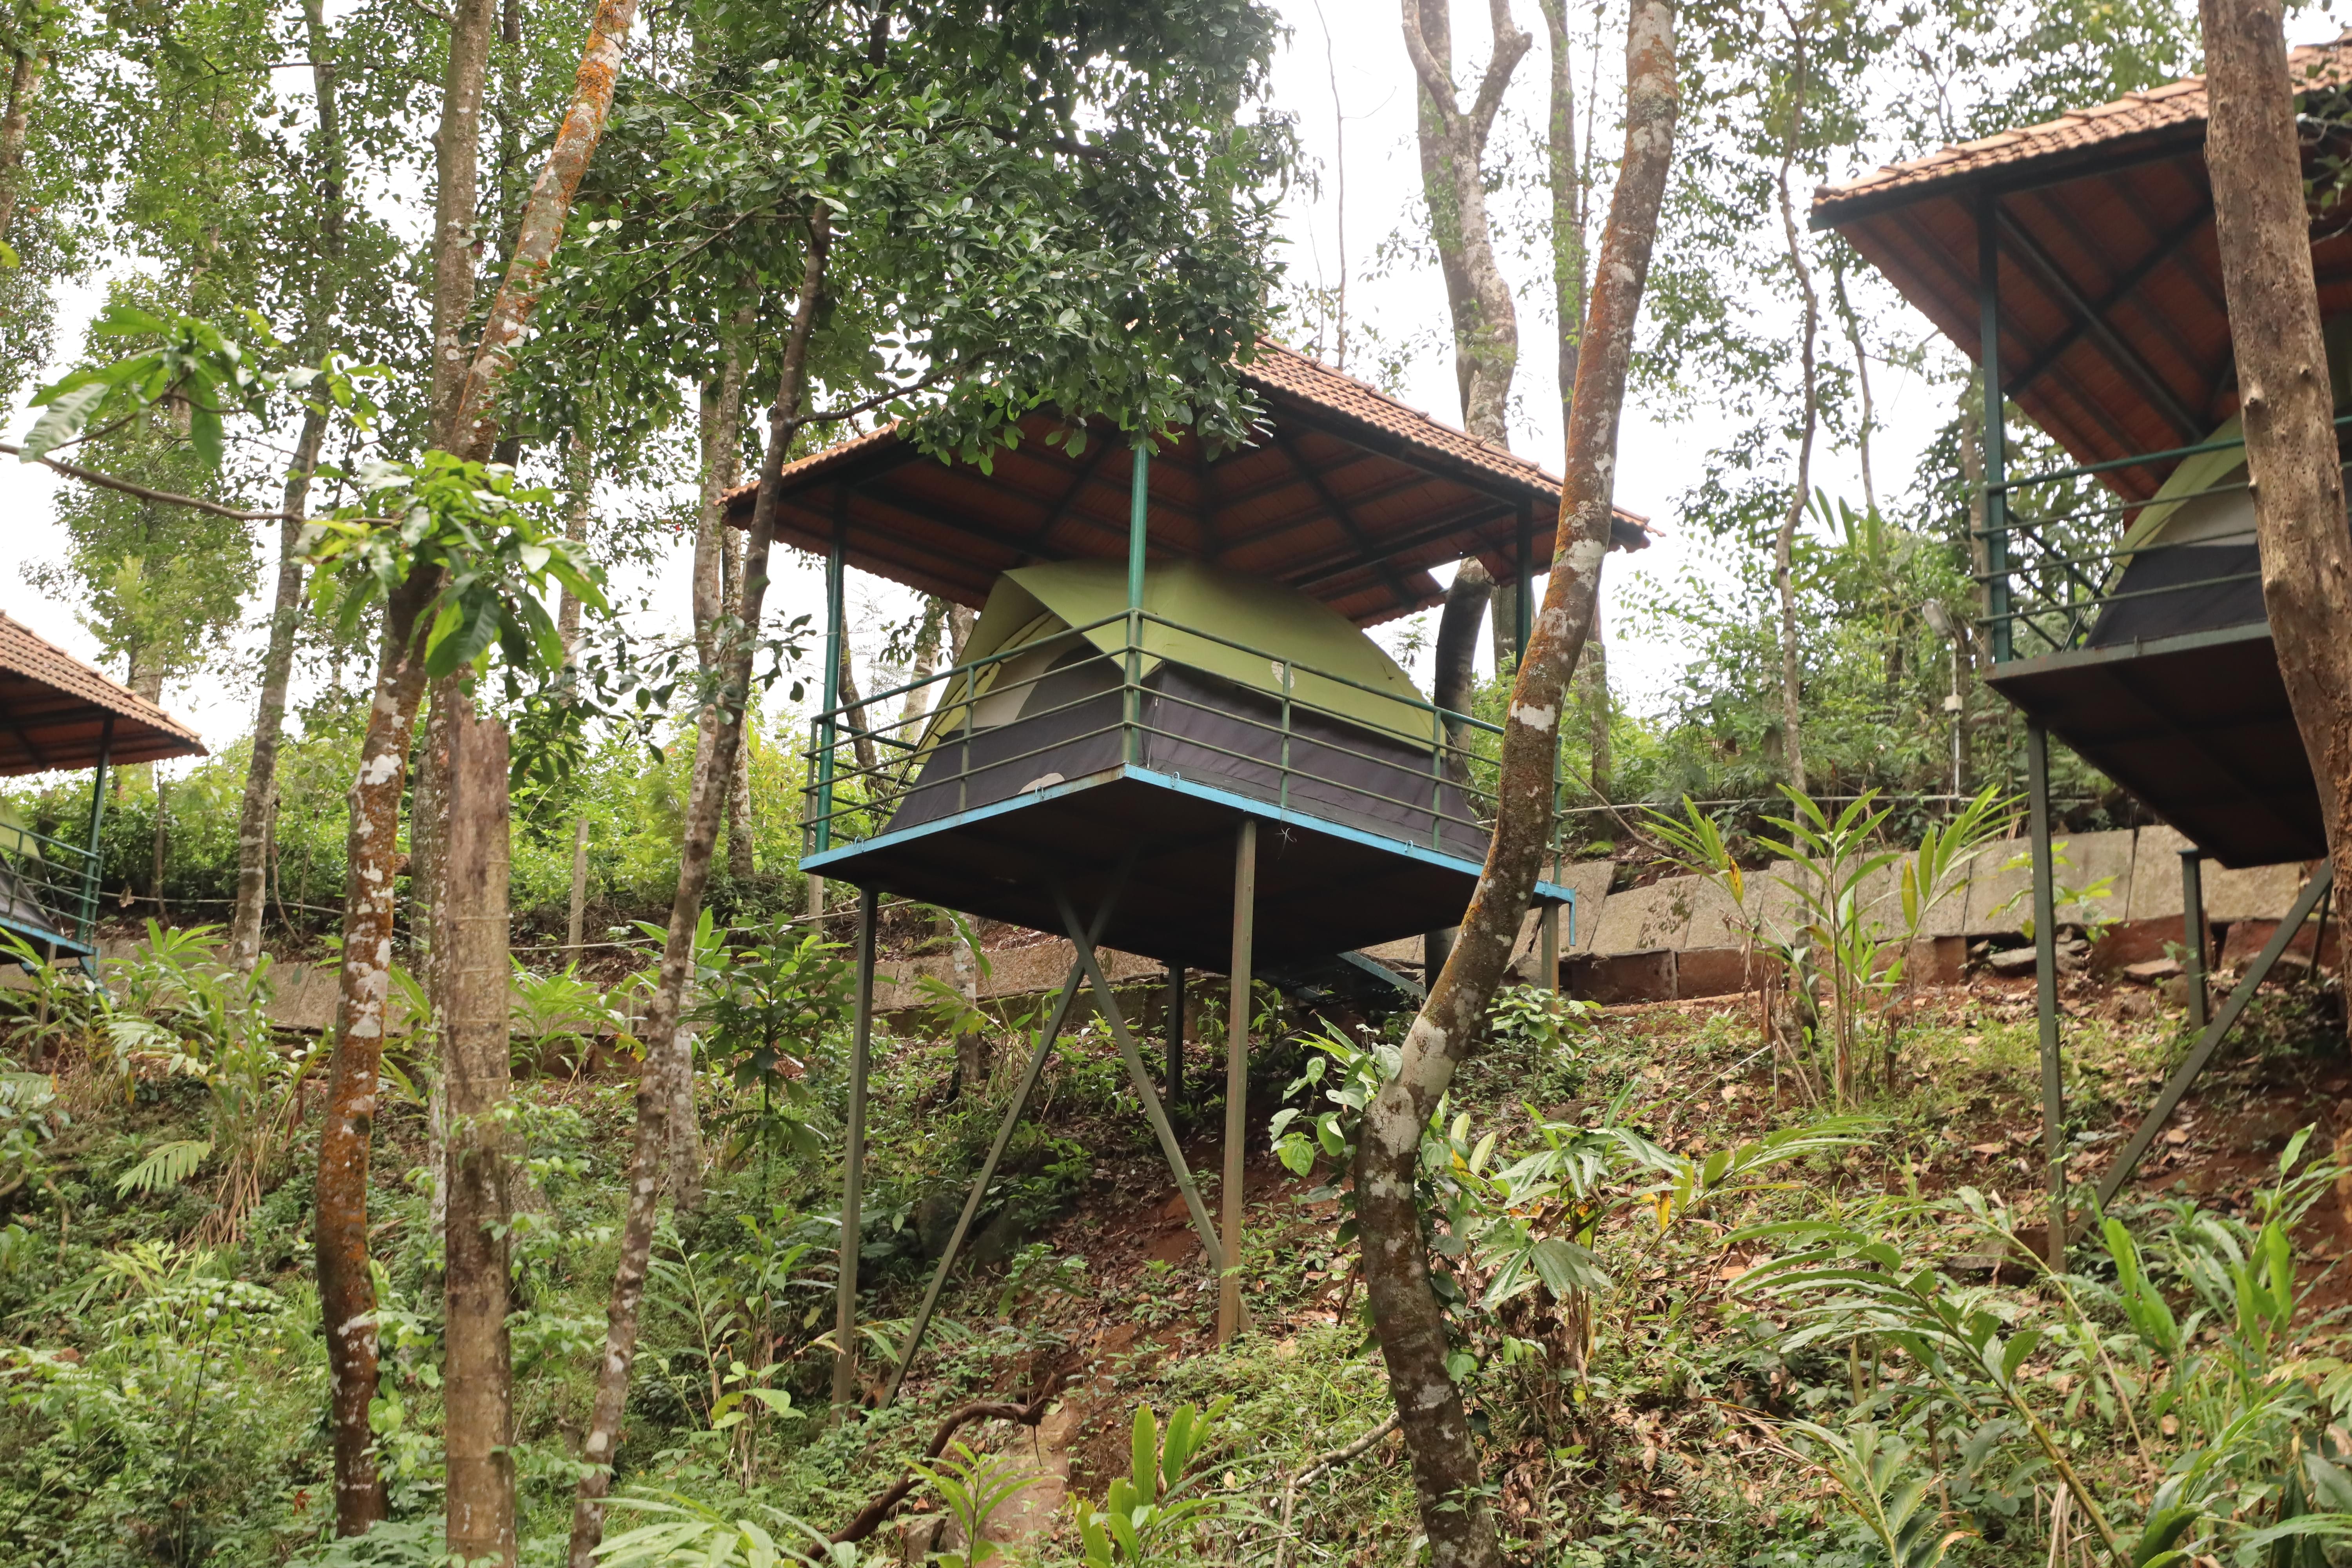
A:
[885, 560, 1483, 861]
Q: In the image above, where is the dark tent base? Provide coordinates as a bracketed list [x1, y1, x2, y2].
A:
[885, 657, 1488, 865]
[802, 766, 1560, 973]
[1985, 622, 2323, 867]
[2086, 542, 2265, 648]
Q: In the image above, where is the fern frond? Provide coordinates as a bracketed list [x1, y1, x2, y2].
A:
[115, 1139, 213, 1198]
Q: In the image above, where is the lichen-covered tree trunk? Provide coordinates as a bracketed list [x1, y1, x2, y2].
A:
[1352, 5, 1675, 1563]
[1405, 0, 1531, 684]
[2201, 0, 2352, 1034]
[441, 698, 515, 1568]
[315, 572, 436, 1535]
[0, 42, 45, 245]
[315, 0, 635, 1528]
[567, 209, 830, 1568]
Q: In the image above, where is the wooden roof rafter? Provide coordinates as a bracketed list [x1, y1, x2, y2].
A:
[724, 341, 1653, 628]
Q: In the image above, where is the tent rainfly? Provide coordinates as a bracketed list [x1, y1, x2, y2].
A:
[886, 562, 1483, 861]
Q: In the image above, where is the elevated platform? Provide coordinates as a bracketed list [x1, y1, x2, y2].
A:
[805, 763, 1571, 974]
[1985, 624, 2321, 868]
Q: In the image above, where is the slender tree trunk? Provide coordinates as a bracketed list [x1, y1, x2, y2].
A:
[1542, 0, 1605, 800]
[1770, 25, 1817, 797]
[2201, 0, 2352, 1038]
[150, 775, 168, 919]
[233, 0, 348, 967]
[694, 339, 754, 881]
[442, 698, 515, 1568]
[946, 603, 976, 666]
[900, 597, 948, 725]
[567, 209, 831, 1568]
[1576, 610, 1611, 797]
[559, 430, 593, 964]
[1831, 257, 1877, 517]
[429, 0, 496, 446]
[1352, 5, 1674, 1563]
[317, 572, 436, 1536]
[450, 0, 646, 461]
[1406, 0, 1530, 678]
[838, 646, 880, 779]
[0, 44, 44, 245]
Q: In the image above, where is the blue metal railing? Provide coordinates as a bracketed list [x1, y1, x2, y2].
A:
[0, 816, 102, 952]
[797, 609, 1574, 874]
[1976, 425, 2339, 660]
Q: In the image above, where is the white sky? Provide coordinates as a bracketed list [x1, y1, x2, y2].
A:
[3, 4, 2340, 772]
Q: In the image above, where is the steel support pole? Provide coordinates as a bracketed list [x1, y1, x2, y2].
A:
[1220, 820, 1256, 1343]
[1124, 444, 1149, 764]
[1978, 187, 2013, 663]
[1053, 891, 1234, 1286]
[2025, 722, 2065, 1268]
[830, 886, 878, 1411]
[1541, 903, 1561, 996]
[882, 953, 1094, 1405]
[82, 715, 112, 942]
[2180, 848, 2208, 1033]
[1165, 964, 1186, 1103]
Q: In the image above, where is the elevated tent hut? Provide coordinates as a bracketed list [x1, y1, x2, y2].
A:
[1811, 35, 2352, 1257]
[723, 342, 1648, 1403]
[0, 612, 206, 963]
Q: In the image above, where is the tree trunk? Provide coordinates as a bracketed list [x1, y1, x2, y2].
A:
[1432, 558, 1492, 771]
[150, 774, 167, 919]
[694, 339, 753, 881]
[0, 43, 44, 245]
[441, 697, 515, 1568]
[450, 0, 646, 461]
[838, 645, 880, 780]
[559, 431, 593, 964]
[946, 603, 976, 667]
[316, 572, 437, 1536]
[1406, 0, 1530, 685]
[1575, 610, 1611, 799]
[1770, 24, 1817, 797]
[1352, 4, 1675, 1563]
[232, 0, 349, 964]
[567, 208, 831, 1568]
[901, 597, 948, 725]
[429, 0, 496, 447]
[2201, 0, 2352, 1036]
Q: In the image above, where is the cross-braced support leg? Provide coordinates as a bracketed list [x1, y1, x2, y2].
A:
[880, 862, 1133, 1405]
[1053, 888, 1236, 1299]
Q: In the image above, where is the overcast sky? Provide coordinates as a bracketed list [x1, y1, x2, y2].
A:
[4, 4, 2330, 774]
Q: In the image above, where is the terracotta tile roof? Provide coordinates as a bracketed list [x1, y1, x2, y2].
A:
[0, 612, 206, 772]
[731, 341, 1652, 540]
[1812, 34, 2352, 221]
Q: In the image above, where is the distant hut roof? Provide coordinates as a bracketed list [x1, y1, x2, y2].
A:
[723, 341, 1652, 628]
[0, 613, 207, 775]
[1810, 35, 2352, 499]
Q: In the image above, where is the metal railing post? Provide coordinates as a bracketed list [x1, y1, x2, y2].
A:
[817, 531, 844, 853]
[1978, 187, 2013, 663]
[2026, 721, 2065, 1267]
[1278, 661, 1292, 813]
[1125, 444, 1149, 766]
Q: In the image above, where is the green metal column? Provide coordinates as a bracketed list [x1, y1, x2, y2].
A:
[1514, 500, 1534, 663]
[1220, 818, 1256, 1345]
[1977, 187, 2012, 664]
[2180, 849, 2208, 1032]
[80, 716, 112, 944]
[1165, 964, 1186, 1103]
[1125, 443, 1149, 764]
[2025, 722, 2065, 1268]
[815, 529, 845, 853]
[831, 885, 878, 1411]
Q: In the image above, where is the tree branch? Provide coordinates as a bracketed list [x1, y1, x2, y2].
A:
[1468, 5, 1532, 144]
[828, 1381, 1061, 1544]
[0, 441, 287, 522]
[1400, 0, 1464, 138]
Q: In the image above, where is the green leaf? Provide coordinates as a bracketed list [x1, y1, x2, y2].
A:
[19, 378, 112, 462]
[116, 1138, 214, 1196]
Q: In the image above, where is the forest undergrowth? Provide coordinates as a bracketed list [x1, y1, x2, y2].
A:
[4, 922, 2352, 1566]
